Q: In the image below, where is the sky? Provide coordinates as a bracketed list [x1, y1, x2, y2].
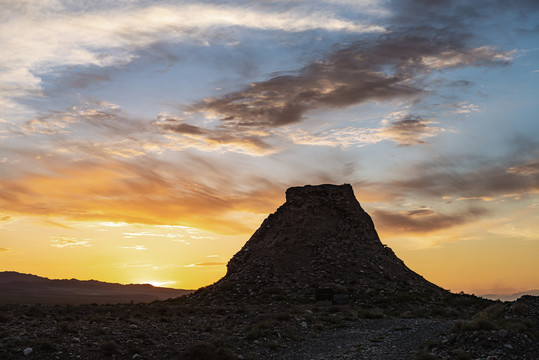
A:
[0, 0, 538, 295]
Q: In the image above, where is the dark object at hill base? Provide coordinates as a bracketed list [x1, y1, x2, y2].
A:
[195, 184, 449, 304]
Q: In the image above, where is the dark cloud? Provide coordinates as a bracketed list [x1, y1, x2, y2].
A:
[380, 115, 438, 146]
[392, 0, 539, 28]
[187, 1, 514, 132]
[160, 120, 206, 135]
[390, 155, 539, 200]
[372, 206, 489, 234]
[157, 117, 276, 154]
[64, 71, 112, 89]
[406, 209, 435, 217]
[506, 161, 539, 176]
[449, 80, 473, 88]
[22, 100, 150, 138]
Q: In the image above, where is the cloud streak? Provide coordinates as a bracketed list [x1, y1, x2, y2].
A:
[51, 236, 91, 248]
[157, 116, 278, 156]
[287, 114, 441, 147]
[0, 155, 287, 234]
[372, 207, 489, 234]
[389, 155, 539, 201]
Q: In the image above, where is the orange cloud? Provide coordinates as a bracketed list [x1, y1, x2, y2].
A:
[0, 157, 285, 235]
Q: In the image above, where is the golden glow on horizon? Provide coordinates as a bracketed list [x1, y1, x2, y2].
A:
[1, 200, 538, 295]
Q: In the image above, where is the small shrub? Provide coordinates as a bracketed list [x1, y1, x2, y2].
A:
[505, 318, 533, 333]
[58, 322, 76, 333]
[368, 335, 385, 343]
[359, 309, 384, 319]
[451, 349, 472, 360]
[390, 325, 411, 332]
[451, 318, 497, 332]
[101, 341, 118, 356]
[415, 351, 439, 360]
[328, 306, 340, 313]
[182, 342, 235, 360]
[24, 306, 44, 318]
[511, 302, 527, 316]
[254, 318, 278, 329]
[246, 328, 264, 340]
[33, 338, 56, 352]
[269, 312, 291, 321]
[471, 318, 497, 331]
[0, 312, 12, 323]
[485, 303, 504, 317]
[423, 338, 439, 351]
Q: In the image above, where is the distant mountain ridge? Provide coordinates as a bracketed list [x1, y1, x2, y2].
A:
[480, 289, 539, 302]
[0, 271, 192, 305]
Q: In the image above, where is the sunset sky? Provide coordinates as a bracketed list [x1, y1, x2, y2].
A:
[1, 0, 538, 295]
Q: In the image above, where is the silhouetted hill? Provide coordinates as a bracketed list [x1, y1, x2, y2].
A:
[195, 184, 451, 306]
[0, 271, 192, 305]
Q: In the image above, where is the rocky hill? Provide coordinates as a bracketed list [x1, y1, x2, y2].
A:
[196, 184, 447, 305]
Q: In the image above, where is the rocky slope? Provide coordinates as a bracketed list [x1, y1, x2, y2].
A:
[196, 184, 446, 304]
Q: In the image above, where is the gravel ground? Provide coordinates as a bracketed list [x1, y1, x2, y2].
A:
[271, 318, 453, 360]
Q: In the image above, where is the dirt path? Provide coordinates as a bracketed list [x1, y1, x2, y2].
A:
[270, 318, 453, 360]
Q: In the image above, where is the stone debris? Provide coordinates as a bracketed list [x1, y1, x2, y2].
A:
[427, 295, 539, 360]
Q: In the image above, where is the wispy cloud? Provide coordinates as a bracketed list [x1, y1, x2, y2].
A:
[157, 116, 278, 156]
[287, 114, 441, 147]
[21, 100, 146, 138]
[51, 236, 91, 248]
[372, 207, 489, 234]
[184, 262, 226, 268]
[378, 115, 440, 146]
[1, 215, 13, 223]
[0, 248, 9, 253]
[389, 154, 539, 201]
[121, 245, 147, 251]
[506, 161, 539, 176]
[454, 103, 480, 114]
[0, 155, 285, 234]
